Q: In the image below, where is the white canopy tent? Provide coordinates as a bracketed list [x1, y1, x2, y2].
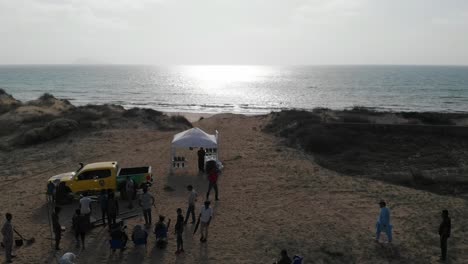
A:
[170, 127, 219, 172]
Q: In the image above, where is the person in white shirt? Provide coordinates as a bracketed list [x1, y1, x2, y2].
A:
[198, 201, 213, 243]
[139, 187, 155, 225]
[79, 195, 92, 224]
[184, 185, 198, 224]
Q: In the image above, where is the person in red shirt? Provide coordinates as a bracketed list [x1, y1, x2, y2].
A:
[206, 167, 219, 201]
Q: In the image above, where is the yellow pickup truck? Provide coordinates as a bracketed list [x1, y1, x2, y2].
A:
[48, 161, 153, 196]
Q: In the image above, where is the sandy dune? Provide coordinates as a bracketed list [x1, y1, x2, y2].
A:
[1, 114, 468, 263]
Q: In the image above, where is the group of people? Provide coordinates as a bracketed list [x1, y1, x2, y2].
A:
[1, 188, 455, 263]
[104, 184, 213, 256]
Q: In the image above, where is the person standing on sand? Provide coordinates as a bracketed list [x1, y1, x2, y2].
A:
[198, 147, 206, 172]
[107, 192, 119, 227]
[52, 206, 62, 250]
[198, 201, 213, 243]
[98, 189, 108, 226]
[1, 213, 15, 263]
[72, 209, 88, 249]
[375, 200, 392, 243]
[175, 208, 185, 254]
[79, 195, 92, 225]
[206, 167, 219, 201]
[184, 185, 198, 224]
[126, 177, 135, 209]
[439, 209, 451, 261]
[273, 249, 292, 264]
[139, 187, 155, 226]
[47, 181, 56, 203]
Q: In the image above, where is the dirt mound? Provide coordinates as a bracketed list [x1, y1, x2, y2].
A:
[0, 89, 21, 114]
[0, 93, 192, 148]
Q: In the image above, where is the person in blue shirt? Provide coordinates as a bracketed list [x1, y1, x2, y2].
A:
[375, 200, 392, 243]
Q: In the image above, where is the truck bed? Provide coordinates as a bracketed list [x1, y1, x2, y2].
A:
[119, 166, 151, 176]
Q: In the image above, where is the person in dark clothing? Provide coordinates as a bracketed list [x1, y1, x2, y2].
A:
[197, 147, 206, 172]
[55, 182, 73, 204]
[439, 209, 451, 261]
[99, 189, 109, 226]
[154, 215, 169, 249]
[72, 209, 88, 249]
[206, 167, 219, 201]
[274, 249, 292, 264]
[52, 207, 62, 250]
[174, 208, 184, 254]
[107, 192, 119, 227]
[46, 181, 56, 203]
[110, 223, 128, 252]
[131, 225, 148, 245]
[1, 213, 14, 263]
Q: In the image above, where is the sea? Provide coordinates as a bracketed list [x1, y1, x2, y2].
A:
[1, 65, 468, 114]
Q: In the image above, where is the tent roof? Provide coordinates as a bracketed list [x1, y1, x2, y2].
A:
[171, 127, 217, 148]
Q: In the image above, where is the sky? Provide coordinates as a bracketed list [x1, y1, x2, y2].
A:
[0, 0, 467, 65]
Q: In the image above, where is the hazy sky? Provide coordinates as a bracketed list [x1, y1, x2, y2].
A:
[1, 0, 467, 65]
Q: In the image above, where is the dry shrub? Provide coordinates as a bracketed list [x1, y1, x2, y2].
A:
[15, 118, 78, 145]
[170, 115, 192, 127]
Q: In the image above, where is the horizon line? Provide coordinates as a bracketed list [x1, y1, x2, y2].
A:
[1, 63, 468, 67]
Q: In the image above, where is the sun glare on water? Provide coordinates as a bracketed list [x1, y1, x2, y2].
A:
[182, 65, 272, 93]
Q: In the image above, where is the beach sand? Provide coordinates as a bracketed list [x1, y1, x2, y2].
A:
[1, 113, 468, 264]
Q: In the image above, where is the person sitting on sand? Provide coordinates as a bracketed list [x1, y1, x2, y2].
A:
[375, 200, 392, 243]
[110, 223, 128, 252]
[59, 252, 76, 264]
[131, 225, 148, 246]
[154, 215, 169, 249]
[274, 249, 292, 264]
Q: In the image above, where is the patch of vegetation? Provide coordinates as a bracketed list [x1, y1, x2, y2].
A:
[342, 114, 371, 123]
[267, 110, 468, 195]
[170, 115, 192, 127]
[344, 105, 383, 115]
[399, 112, 456, 125]
[1, 92, 193, 147]
[15, 118, 78, 145]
